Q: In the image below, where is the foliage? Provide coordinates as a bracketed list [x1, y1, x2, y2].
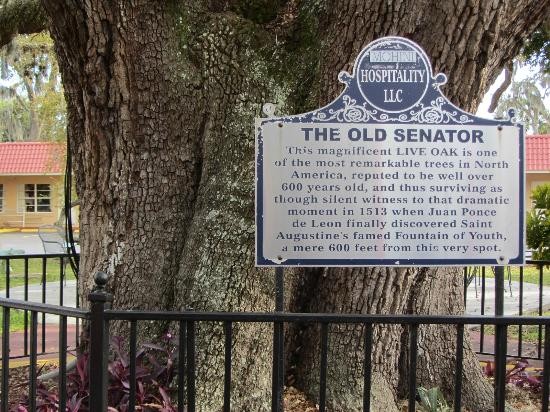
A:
[416, 387, 451, 412]
[482, 359, 542, 392]
[522, 24, 550, 73]
[530, 184, 550, 210]
[18, 333, 179, 412]
[0, 32, 66, 142]
[526, 184, 550, 260]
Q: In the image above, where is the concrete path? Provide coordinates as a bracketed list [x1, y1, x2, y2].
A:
[0, 280, 77, 324]
[0, 231, 78, 323]
[0, 233, 539, 317]
[0, 275, 547, 318]
[465, 277, 550, 316]
[0, 277, 547, 365]
[0, 232, 45, 254]
[1, 324, 78, 359]
[1, 262, 548, 364]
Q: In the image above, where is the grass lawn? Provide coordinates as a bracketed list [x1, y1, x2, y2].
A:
[474, 309, 549, 344]
[467, 264, 550, 286]
[0, 257, 76, 290]
[0, 308, 28, 332]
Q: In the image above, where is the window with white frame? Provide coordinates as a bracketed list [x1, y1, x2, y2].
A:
[25, 184, 51, 212]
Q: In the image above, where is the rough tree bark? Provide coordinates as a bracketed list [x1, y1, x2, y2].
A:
[2, 0, 548, 410]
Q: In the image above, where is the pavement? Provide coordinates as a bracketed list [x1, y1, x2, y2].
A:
[1, 232, 545, 316]
[2, 276, 544, 316]
[465, 277, 550, 316]
[0, 280, 78, 324]
[0, 270, 543, 318]
[1, 324, 78, 360]
[0, 232, 45, 254]
[0, 232, 77, 324]
[0, 275, 545, 361]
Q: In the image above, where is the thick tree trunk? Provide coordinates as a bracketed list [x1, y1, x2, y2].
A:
[35, 0, 550, 410]
[43, 1, 205, 320]
[289, 267, 418, 411]
[405, 268, 494, 411]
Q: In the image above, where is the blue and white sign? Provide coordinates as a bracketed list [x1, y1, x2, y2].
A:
[255, 37, 524, 267]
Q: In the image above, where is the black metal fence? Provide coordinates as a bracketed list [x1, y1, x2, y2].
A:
[0, 256, 550, 411]
[3, 254, 550, 360]
[0, 270, 549, 411]
[0, 298, 86, 412]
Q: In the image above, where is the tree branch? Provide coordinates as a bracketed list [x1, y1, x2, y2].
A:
[0, 0, 48, 48]
[488, 61, 514, 113]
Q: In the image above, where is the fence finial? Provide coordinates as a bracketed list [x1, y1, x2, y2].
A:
[94, 271, 109, 291]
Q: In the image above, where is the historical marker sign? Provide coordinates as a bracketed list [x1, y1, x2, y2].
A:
[255, 37, 524, 267]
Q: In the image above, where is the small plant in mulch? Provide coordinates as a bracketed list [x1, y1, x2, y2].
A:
[482, 358, 543, 393]
[17, 333, 179, 412]
[416, 387, 451, 412]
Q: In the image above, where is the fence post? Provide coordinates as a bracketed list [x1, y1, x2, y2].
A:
[88, 271, 113, 411]
[494, 266, 507, 412]
[271, 267, 284, 412]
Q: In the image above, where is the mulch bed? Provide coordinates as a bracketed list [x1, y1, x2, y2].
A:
[5, 364, 319, 411]
[4, 362, 57, 411]
[284, 386, 320, 411]
[2, 365, 544, 411]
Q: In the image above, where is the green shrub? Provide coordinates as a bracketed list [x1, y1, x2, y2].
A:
[526, 184, 550, 260]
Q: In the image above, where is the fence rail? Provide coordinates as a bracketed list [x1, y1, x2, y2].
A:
[3, 253, 547, 360]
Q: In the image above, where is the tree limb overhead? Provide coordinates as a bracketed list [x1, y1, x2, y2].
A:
[0, 0, 47, 48]
[488, 61, 514, 113]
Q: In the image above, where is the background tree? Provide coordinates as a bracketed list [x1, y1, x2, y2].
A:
[522, 21, 550, 72]
[1, 1, 549, 411]
[489, 19, 549, 131]
[494, 63, 549, 133]
[527, 183, 550, 260]
[0, 32, 66, 141]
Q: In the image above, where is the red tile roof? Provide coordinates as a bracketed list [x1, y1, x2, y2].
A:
[0, 137, 546, 174]
[526, 134, 550, 172]
[0, 142, 65, 175]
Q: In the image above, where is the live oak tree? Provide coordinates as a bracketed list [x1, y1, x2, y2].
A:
[2, 1, 549, 411]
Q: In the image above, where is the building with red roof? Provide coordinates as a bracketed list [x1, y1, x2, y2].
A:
[0, 142, 65, 228]
[0, 136, 546, 228]
[525, 134, 550, 208]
